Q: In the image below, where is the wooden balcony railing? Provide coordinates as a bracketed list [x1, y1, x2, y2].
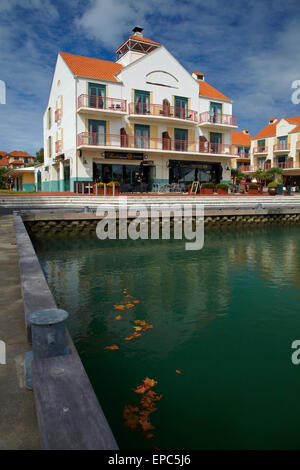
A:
[77, 95, 127, 112]
[77, 132, 238, 155]
[199, 111, 237, 126]
[273, 142, 290, 152]
[128, 103, 198, 122]
[55, 140, 62, 153]
[276, 160, 294, 169]
[238, 165, 251, 171]
[55, 109, 61, 123]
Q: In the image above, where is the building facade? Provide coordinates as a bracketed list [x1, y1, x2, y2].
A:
[42, 27, 238, 192]
[250, 116, 300, 184]
[231, 129, 252, 171]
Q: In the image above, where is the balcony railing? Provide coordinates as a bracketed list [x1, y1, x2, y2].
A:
[238, 165, 251, 171]
[128, 103, 198, 122]
[273, 142, 290, 152]
[253, 146, 268, 154]
[77, 132, 237, 155]
[77, 95, 127, 112]
[55, 109, 61, 123]
[55, 140, 62, 153]
[276, 160, 294, 169]
[199, 112, 237, 126]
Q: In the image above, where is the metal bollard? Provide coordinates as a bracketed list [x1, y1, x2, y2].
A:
[29, 308, 69, 359]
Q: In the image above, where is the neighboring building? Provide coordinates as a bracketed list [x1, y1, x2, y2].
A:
[250, 116, 300, 184]
[231, 129, 252, 171]
[7, 151, 35, 169]
[6, 167, 36, 191]
[0, 151, 9, 169]
[42, 26, 238, 192]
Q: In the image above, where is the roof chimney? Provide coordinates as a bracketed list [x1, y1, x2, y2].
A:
[242, 129, 249, 134]
[269, 118, 278, 124]
[132, 26, 144, 37]
[192, 72, 205, 81]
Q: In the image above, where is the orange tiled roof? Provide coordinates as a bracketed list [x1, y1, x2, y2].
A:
[0, 151, 7, 157]
[117, 35, 161, 51]
[198, 80, 231, 102]
[0, 157, 9, 166]
[11, 161, 24, 165]
[8, 150, 34, 157]
[60, 52, 123, 82]
[253, 122, 278, 140]
[232, 131, 252, 146]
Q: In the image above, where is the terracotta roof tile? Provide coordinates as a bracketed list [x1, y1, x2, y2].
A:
[8, 150, 34, 158]
[0, 151, 7, 157]
[60, 52, 123, 82]
[232, 131, 252, 146]
[0, 157, 9, 166]
[198, 80, 231, 102]
[253, 122, 278, 139]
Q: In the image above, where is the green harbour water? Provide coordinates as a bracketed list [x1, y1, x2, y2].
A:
[33, 225, 300, 450]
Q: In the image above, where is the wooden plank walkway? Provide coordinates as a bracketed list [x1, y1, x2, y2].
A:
[0, 215, 40, 449]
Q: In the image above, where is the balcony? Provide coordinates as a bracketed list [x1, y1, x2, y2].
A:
[55, 109, 61, 123]
[238, 165, 251, 172]
[77, 95, 127, 117]
[276, 160, 294, 169]
[128, 103, 198, 125]
[253, 146, 268, 154]
[198, 112, 238, 128]
[273, 142, 290, 153]
[55, 140, 62, 154]
[77, 132, 237, 157]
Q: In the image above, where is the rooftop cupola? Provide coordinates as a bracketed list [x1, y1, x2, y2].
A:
[116, 27, 161, 67]
[269, 118, 278, 124]
[192, 72, 205, 81]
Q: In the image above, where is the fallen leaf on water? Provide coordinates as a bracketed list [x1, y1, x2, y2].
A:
[124, 405, 140, 430]
[133, 326, 143, 331]
[133, 300, 140, 304]
[145, 433, 154, 439]
[153, 445, 161, 451]
[115, 315, 122, 320]
[142, 324, 154, 331]
[134, 378, 157, 394]
[125, 303, 135, 309]
[176, 370, 181, 374]
[104, 345, 119, 350]
[124, 294, 134, 298]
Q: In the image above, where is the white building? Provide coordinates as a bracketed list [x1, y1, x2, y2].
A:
[249, 116, 300, 185]
[42, 26, 238, 192]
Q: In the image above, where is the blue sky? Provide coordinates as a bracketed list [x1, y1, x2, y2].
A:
[1, 0, 300, 155]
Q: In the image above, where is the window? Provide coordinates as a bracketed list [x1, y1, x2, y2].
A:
[210, 102, 222, 123]
[134, 90, 150, 115]
[174, 96, 188, 119]
[134, 124, 150, 148]
[88, 120, 106, 145]
[257, 139, 266, 152]
[14, 157, 18, 160]
[174, 128, 188, 151]
[48, 136, 52, 158]
[210, 132, 222, 153]
[88, 83, 106, 109]
[277, 136, 288, 150]
[24, 158, 28, 163]
[47, 108, 52, 129]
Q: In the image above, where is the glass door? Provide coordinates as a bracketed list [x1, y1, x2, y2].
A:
[174, 128, 188, 151]
[88, 83, 106, 109]
[209, 132, 222, 153]
[277, 136, 288, 150]
[210, 102, 222, 123]
[174, 96, 188, 119]
[64, 164, 70, 192]
[134, 124, 150, 148]
[88, 120, 106, 146]
[134, 90, 150, 115]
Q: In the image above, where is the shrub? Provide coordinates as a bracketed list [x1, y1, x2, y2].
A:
[216, 183, 229, 190]
[268, 181, 278, 188]
[107, 181, 120, 188]
[201, 182, 214, 188]
[249, 184, 258, 189]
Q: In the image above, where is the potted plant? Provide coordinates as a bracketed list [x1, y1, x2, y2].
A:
[106, 181, 120, 195]
[201, 182, 214, 195]
[267, 181, 278, 195]
[216, 183, 229, 195]
[248, 183, 259, 195]
[94, 182, 104, 195]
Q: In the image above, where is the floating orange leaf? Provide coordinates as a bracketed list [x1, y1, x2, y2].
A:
[115, 315, 122, 320]
[124, 294, 134, 298]
[124, 405, 140, 430]
[142, 324, 154, 331]
[114, 304, 125, 310]
[125, 332, 142, 341]
[104, 344, 119, 350]
[133, 326, 143, 331]
[145, 433, 154, 439]
[125, 303, 135, 308]
[176, 370, 181, 374]
[134, 378, 157, 394]
[134, 320, 147, 326]
[133, 300, 140, 304]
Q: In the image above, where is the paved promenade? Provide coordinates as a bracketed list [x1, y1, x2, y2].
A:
[0, 215, 40, 449]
